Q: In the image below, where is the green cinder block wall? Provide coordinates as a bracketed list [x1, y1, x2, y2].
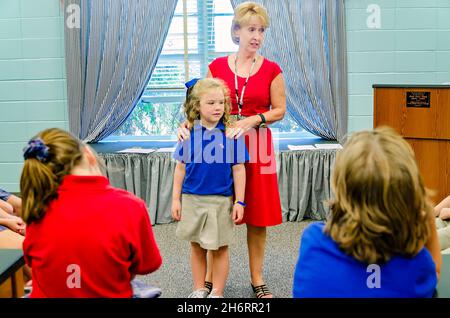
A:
[0, 0, 67, 192]
[346, 0, 450, 133]
[0, 0, 450, 192]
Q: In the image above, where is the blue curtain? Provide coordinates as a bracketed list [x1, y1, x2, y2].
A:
[231, 0, 348, 143]
[64, 0, 177, 142]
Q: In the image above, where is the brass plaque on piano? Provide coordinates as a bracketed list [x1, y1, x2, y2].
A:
[406, 91, 430, 108]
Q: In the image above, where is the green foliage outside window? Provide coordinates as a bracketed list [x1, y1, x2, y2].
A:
[116, 101, 184, 136]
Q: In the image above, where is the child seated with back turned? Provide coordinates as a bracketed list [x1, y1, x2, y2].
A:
[20, 128, 162, 297]
[293, 127, 441, 298]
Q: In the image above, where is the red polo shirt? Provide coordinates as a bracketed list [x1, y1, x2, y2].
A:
[23, 175, 162, 298]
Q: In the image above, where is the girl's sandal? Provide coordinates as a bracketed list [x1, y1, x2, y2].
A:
[251, 283, 273, 298]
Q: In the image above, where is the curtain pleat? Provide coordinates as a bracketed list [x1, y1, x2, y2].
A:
[64, 0, 178, 142]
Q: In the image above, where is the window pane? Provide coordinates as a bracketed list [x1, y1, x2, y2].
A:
[114, 0, 306, 137]
[213, 16, 237, 52]
[148, 61, 185, 89]
[214, 0, 233, 14]
[174, 0, 197, 14]
[114, 101, 184, 136]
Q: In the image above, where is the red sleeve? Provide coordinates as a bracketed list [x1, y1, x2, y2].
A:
[271, 61, 282, 81]
[208, 58, 219, 77]
[129, 200, 162, 275]
[208, 57, 226, 77]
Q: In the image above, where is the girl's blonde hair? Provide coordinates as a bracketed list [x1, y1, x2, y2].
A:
[231, 1, 269, 45]
[325, 126, 433, 264]
[183, 78, 231, 129]
[20, 128, 85, 223]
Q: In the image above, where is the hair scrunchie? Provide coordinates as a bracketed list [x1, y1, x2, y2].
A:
[23, 138, 49, 162]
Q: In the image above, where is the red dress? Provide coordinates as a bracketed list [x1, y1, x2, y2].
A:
[209, 56, 283, 227]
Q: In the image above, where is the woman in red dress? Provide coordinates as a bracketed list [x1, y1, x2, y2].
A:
[179, 2, 286, 298]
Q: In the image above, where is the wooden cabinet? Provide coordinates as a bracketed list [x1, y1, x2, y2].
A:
[373, 84, 450, 203]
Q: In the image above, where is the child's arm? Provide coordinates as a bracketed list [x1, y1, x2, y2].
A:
[231, 163, 246, 224]
[435, 196, 450, 218]
[0, 199, 13, 215]
[0, 217, 26, 235]
[171, 162, 186, 221]
[7, 194, 22, 217]
[0, 207, 12, 219]
[425, 211, 442, 279]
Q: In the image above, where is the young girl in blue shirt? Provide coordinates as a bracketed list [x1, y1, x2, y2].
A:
[172, 78, 249, 298]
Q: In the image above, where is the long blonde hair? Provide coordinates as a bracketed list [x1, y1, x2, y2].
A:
[20, 128, 85, 223]
[231, 1, 270, 45]
[183, 78, 231, 130]
[325, 127, 433, 264]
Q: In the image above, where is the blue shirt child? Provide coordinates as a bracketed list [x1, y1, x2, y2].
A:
[173, 121, 249, 196]
[293, 222, 437, 298]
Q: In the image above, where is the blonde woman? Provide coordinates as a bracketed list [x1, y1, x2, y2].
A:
[178, 1, 285, 298]
[172, 78, 249, 298]
[293, 127, 441, 297]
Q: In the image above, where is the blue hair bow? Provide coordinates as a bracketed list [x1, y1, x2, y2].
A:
[185, 78, 200, 89]
[23, 138, 50, 162]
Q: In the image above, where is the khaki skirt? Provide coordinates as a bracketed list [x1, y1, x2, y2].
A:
[176, 194, 234, 250]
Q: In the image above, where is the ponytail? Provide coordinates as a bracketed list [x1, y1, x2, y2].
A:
[20, 128, 84, 223]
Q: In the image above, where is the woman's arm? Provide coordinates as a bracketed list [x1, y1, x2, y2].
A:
[265, 73, 287, 124]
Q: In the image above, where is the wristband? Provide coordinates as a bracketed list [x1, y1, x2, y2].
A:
[234, 200, 246, 207]
[257, 113, 267, 128]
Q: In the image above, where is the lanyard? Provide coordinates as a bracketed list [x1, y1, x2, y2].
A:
[234, 55, 257, 117]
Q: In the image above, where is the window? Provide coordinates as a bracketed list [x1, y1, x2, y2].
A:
[113, 0, 303, 137]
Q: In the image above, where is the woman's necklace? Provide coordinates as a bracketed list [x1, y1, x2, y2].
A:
[234, 55, 257, 119]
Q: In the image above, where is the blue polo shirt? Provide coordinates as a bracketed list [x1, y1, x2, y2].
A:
[293, 222, 437, 298]
[173, 121, 249, 196]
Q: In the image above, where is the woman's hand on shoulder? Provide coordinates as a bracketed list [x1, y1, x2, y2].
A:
[177, 122, 191, 142]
